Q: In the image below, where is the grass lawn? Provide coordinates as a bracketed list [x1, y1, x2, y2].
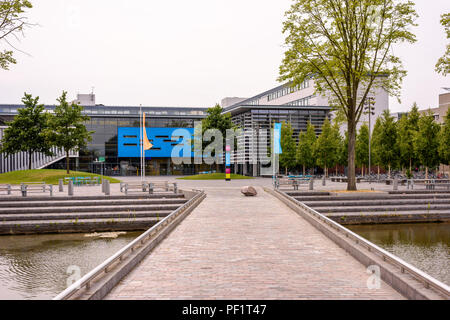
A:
[0, 169, 121, 185]
[178, 173, 253, 180]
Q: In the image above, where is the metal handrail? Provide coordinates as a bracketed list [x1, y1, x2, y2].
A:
[274, 189, 450, 299]
[53, 189, 205, 300]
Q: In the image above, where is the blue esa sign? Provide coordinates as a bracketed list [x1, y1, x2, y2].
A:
[118, 127, 194, 158]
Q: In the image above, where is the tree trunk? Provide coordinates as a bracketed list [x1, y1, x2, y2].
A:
[388, 164, 391, 179]
[28, 152, 32, 170]
[336, 165, 338, 176]
[347, 118, 357, 190]
[303, 165, 305, 176]
[426, 166, 429, 180]
[378, 166, 380, 180]
[409, 158, 412, 173]
[66, 151, 70, 174]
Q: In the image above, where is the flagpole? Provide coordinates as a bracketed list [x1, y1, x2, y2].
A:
[143, 112, 146, 182]
[140, 104, 143, 182]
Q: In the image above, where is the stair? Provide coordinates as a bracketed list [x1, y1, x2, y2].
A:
[287, 191, 450, 225]
[0, 195, 187, 235]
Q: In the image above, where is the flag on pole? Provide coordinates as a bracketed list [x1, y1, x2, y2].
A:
[142, 113, 153, 151]
[274, 123, 282, 155]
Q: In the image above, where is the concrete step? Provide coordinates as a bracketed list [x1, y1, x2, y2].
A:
[0, 210, 173, 222]
[315, 204, 450, 213]
[0, 194, 184, 202]
[306, 199, 450, 207]
[0, 217, 161, 235]
[295, 194, 450, 202]
[324, 209, 450, 217]
[389, 190, 450, 195]
[0, 204, 182, 215]
[326, 211, 450, 225]
[284, 191, 331, 197]
[0, 198, 187, 208]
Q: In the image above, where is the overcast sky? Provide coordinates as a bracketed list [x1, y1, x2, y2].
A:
[0, 0, 449, 112]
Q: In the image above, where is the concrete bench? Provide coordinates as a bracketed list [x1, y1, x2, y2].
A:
[148, 181, 178, 194]
[0, 184, 22, 195]
[120, 182, 148, 195]
[21, 182, 53, 197]
[407, 179, 450, 190]
[276, 178, 310, 191]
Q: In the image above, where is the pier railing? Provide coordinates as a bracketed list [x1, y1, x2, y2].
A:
[272, 189, 450, 300]
[53, 189, 206, 300]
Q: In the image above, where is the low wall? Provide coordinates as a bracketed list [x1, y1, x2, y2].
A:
[265, 188, 449, 300]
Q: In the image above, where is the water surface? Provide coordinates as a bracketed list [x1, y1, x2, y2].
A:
[348, 223, 450, 285]
[0, 232, 141, 300]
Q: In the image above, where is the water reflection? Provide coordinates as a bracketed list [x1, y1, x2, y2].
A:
[0, 232, 141, 300]
[348, 223, 450, 285]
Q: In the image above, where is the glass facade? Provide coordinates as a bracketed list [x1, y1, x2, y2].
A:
[0, 105, 206, 176]
[0, 103, 332, 177]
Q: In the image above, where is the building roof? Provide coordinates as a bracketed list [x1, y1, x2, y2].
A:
[223, 104, 332, 116]
[0, 104, 207, 118]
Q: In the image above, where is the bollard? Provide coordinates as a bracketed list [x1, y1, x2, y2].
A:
[21, 184, 27, 197]
[104, 180, 110, 196]
[149, 183, 154, 195]
[322, 176, 326, 186]
[59, 179, 64, 192]
[102, 180, 105, 193]
[393, 178, 398, 191]
[173, 183, 178, 194]
[49, 185, 53, 197]
[7, 184, 11, 195]
[309, 179, 314, 191]
[68, 180, 74, 196]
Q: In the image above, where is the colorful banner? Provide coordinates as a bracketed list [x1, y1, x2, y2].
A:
[274, 123, 282, 155]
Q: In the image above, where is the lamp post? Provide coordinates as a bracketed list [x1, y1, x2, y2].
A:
[365, 97, 375, 184]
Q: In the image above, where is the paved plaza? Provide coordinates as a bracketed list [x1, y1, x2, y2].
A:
[105, 185, 404, 300]
[0, 176, 417, 199]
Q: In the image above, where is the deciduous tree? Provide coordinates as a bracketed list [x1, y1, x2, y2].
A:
[47, 91, 93, 174]
[279, 0, 418, 190]
[436, 13, 450, 76]
[280, 121, 297, 175]
[296, 121, 317, 175]
[415, 111, 441, 179]
[0, 93, 53, 169]
[373, 110, 399, 178]
[439, 108, 450, 166]
[0, 0, 33, 70]
[397, 103, 420, 172]
[314, 118, 340, 177]
[356, 123, 370, 176]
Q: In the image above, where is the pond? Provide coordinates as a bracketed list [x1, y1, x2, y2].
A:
[348, 223, 450, 286]
[0, 232, 141, 300]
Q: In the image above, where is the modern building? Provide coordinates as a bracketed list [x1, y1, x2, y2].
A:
[222, 80, 389, 176]
[0, 103, 207, 176]
[0, 80, 389, 177]
[418, 92, 450, 124]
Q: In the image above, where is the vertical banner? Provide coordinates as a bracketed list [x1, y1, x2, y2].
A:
[274, 123, 282, 155]
[225, 145, 231, 181]
[273, 123, 282, 185]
